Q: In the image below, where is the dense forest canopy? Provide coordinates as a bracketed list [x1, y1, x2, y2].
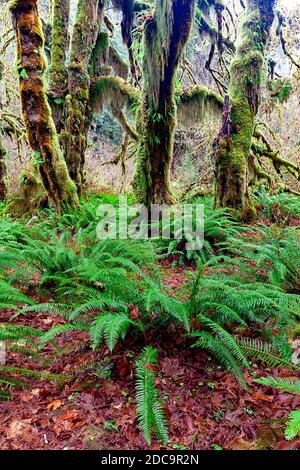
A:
[0, 0, 300, 453]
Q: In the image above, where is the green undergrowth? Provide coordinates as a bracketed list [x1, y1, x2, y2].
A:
[0, 192, 299, 444]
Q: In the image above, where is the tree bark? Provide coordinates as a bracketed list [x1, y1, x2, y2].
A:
[214, 0, 277, 220]
[134, 0, 195, 206]
[10, 0, 78, 211]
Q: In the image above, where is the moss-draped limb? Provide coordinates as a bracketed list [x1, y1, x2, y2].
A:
[47, 0, 70, 131]
[89, 30, 129, 80]
[248, 153, 272, 186]
[177, 85, 224, 126]
[63, 0, 106, 193]
[10, 0, 78, 211]
[214, 0, 277, 220]
[90, 75, 139, 112]
[252, 130, 300, 180]
[134, 0, 195, 206]
[89, 75, 139, 139]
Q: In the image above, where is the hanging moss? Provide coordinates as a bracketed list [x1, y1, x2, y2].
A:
[88, 75, 139, 140]
[10, 0, 78, 211]
[214, 0, 277, 221]
[177, 85, 224, 126]
[90, 76, 139, 113]
[90, 31, 110, 78]
[108, 46, 129, 80]
[133, 0, 195, 206]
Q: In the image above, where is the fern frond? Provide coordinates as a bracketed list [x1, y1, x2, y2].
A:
[254, 376, 300, 394]
[191, 331, 246, 385]
[38, 324, 87, 350]
[197, 315, 249, 368]
[135, 346, 168, 445]
[285, 410, 300, 440]
[90, 312, 138, 351]
[239, 338, 295, 369]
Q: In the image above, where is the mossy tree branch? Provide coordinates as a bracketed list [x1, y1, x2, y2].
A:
[89, 75, 139, 140]
[196, 1, 235, 54]
[252, 130, 300, 180]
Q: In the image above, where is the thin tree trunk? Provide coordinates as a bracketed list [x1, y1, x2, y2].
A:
[214, 0, 277, 220]
[10, 0, 78, 211]
[48, 0, 71, 132]
[134, 0, 195, 206]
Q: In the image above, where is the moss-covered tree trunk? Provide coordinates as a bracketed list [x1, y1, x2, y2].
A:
[214, 0, 277, 220]
[48, 0, 70, 132]
[61, 0, 106, 194]
[0, 139, 6, 201]
[10, 0, 78, 211]
[0, 62, 6, 201]
[134, 0, 195, 206]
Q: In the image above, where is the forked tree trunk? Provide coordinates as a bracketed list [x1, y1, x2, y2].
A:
[134, 0, 195, 206]
[48, 0, 71, 132]
[214, 0, 277, 220]
[10, 0, 78, 211]
[61, 0, 106, 194]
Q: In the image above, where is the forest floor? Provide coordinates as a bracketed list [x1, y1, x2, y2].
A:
[0, 193, 300, 450]
[0, 260, 299, 450]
